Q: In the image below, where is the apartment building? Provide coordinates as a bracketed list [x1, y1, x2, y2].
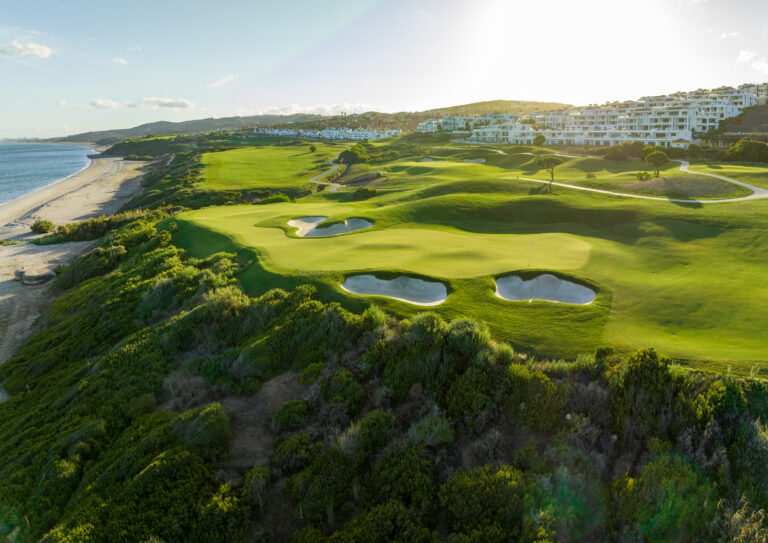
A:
[254, 127, 401, 141]
[439, 83, 764, 148]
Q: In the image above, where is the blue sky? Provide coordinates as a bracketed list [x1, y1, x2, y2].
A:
[1, 0, 767, 138]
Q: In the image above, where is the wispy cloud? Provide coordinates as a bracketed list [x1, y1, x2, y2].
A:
[0, 40, 52, 58]
[90, 98, 120, 109]
[127, 46, 141, 51]
[112, 57, 127, 64]
[720, 32, 742, 40]
[751, 57, 768, 76]
[126, 97, 195, 109]
[249, 102, 383, 116]
[736, 50, 757, 63]
[207, 74, 237, 88]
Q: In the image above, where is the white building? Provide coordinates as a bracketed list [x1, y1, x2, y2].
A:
[451, 84, 762, 148]
[254, 127, 401, 141]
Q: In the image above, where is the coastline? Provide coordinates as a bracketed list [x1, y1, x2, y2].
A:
[0, 148, 147, 241]
[0, 150, 151, 369]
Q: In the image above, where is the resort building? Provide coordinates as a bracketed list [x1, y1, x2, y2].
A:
[420, 84, 765, 148]
[254, 127, 401, 141]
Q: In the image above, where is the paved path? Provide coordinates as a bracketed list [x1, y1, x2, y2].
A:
[309, 148, 348, 192]
[509, 160, 768, 204]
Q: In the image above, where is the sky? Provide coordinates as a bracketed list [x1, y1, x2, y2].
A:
[1, 0, 768, 138]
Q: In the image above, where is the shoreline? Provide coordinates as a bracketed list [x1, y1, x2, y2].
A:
[0, 148, 145, 241]
[0, 144, 94, 209]
[0, 151, 151, 370]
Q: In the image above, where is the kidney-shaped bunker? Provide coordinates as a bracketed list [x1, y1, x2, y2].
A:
[495, 273, 596, 304]
[288, 216, 372, 237]
[342, 274, 447, 306]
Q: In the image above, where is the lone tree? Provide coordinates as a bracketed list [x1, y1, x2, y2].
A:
[308, 145, 317, 153]
[645, 150, 669, 178]
[536, 156, 563, 191]
[533, 134, 546, 149]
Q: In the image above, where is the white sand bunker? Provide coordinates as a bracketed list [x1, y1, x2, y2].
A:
[288, 216, 373, 237]
[341, 274, 447, 306]
[495, 273, 596, 304]
[464, 158, 486, 164]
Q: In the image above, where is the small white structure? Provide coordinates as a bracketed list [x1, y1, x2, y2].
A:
[255, 127, 401, 141]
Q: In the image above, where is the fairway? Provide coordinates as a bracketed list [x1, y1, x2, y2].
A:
[198, 142, 344, 192]
[180, 203, 591, 277]
[172, 140, 768, 372]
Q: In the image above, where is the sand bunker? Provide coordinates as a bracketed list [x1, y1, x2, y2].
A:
[341, 274, 447, 306]
[464, 158, 486, 164]
[495, 273, 596, 304]
[288, 216, 373, 237]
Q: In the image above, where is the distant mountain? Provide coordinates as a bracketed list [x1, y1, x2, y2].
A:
[423, 99, 569, 116]
[50, 114, 323, 146]
[48, 101, 570, 145]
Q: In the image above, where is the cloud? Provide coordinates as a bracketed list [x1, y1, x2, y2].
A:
[127, 46, 141, 51]
[737, 50, 757, 63]
[207, 74, 237, 88]
[112, 57, 127, 64]
[679, 0, 707, 5]
[90, 98, 120, 109]
[254, 102, 383, 116]
[751, 57, 768, 76]
[126, 97, 195, 109]
[0, 40, 52, 58]
[720, 32, 741, 40]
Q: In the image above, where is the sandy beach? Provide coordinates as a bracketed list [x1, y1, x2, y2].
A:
[0, 153, 150, 371]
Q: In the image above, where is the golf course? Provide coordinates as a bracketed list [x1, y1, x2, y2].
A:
[170, 138, 768, 375]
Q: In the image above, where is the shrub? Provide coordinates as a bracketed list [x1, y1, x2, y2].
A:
[635, 171, 652, 181]
[255, 193, 291, 205]
[273, 433, 318, 474]
[445, 366, 497, 427]
[293, 447, 355, 523]
[273, 399, 309, 432]
[242, 466, 270, 507]
[322, 369, 367, 416]
[339, 408, 393, 462]
[439, 465, 526, 538]
[299, 362, 325, 386]
[603, 145, 628, 161]
[364, 446, 437, 515]
[31, 219, 55, 234]
[308, 145, 317, 153]
[724, 137, 768, 163]
[504, 364, 567, 432]
[170, 402, 231, 457]
[408, 413, 454, 449]
[326, 500, 436, 542]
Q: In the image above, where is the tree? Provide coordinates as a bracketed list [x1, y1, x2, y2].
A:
[533, 134, 546, 149]
[536, 156, 563, 191]
[308, 145, 317, 153]
[645, 150, 669, 178]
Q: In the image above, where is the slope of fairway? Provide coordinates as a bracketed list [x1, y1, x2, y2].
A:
[198, 142, 344, 191]
[177, 203, 591, 277]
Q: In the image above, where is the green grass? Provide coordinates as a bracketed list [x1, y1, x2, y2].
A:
[170, 140, 768, 374]
[198, 141, 345, 192]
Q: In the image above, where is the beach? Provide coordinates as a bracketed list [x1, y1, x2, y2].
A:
[0, 153, 150, 368]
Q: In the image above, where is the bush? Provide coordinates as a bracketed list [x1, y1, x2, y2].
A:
[724, 137, 768, 163]
[603, 145, 628, 161]
[326, 500, 436, 542]
[635, 171, 652, 181]
[439, 465, 526, 538]
[337, 408, 393, 461]
[255, 193, 291, 205]
[322, 369, 367, 416]
[272, 399, 309, 432]
[242, 466, 270, 507]
[408, 413, 454, 448]
[170, 402, 231, 457]
[31, 219, 55, 234]
[299, 362, 325, 386]
[273, 433, 318, 474]
[364, 446, 437, 515]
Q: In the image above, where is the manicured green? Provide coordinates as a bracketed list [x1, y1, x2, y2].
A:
[198, 142, 344, 192]
[172, 140, 768, 373]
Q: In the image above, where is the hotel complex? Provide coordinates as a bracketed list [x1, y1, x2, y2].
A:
[418, 84, 768, 148]
[254, 127, 402, 141]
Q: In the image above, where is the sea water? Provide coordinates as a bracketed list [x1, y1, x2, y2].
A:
[0, 142, 92, 206]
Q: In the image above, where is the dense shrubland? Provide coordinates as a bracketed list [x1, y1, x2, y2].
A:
[1, 213, 767, 542]
[724, 137, 768, 162]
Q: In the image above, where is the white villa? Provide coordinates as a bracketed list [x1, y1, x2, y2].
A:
[419, 83, 768, 148]
[254, 127, 401, 141]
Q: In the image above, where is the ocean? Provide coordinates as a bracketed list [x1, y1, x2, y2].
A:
[0, 142, 93, 206]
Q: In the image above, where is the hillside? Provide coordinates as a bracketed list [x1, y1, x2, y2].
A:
[48, 101, 569, 145]
[723, 104, 768, 136]
[50, 114, 323, 146]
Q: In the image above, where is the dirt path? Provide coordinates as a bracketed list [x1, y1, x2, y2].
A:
[308, 148, 349, 192]
[219, 372, 304, 474]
